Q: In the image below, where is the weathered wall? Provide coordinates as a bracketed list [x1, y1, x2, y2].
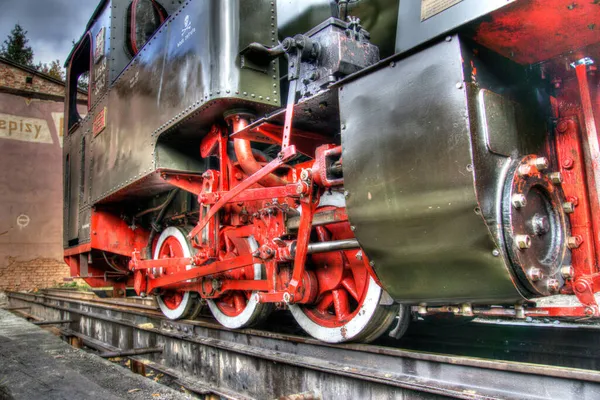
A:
[0, 91, 70, 290]
[0, 58, 87, 101]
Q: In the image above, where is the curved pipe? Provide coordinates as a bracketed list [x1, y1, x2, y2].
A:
[231, 116, 287, 187]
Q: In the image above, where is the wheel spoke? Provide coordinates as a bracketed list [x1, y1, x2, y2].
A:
[332, 289, 350, 321]
[316, 293, 334, 313]
[233, 293, 246, 313]
[340, 275, 359, 301]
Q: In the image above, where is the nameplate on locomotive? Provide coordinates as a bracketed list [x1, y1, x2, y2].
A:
[93, 107, 107, 137]
[421, 0, 463, 21]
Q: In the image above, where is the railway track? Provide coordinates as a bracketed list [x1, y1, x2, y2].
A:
[5, 289, 600, 399]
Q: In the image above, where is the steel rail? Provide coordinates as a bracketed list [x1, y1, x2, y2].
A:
[7, 290, 600, 399]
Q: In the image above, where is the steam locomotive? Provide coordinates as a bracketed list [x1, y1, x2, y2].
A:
[63, 0, 600, 342]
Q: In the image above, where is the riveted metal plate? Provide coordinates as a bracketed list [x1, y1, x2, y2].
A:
[339, 37, 522, 304]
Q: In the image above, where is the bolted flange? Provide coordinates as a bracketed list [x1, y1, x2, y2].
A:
[502, 155, 569, 297]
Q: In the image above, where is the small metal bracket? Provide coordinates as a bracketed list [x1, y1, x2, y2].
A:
[160, 320, 195, 337]
[570, 57, 594, 69]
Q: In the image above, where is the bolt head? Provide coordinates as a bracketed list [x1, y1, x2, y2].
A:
[512, 194, 527, 209]
[575, 280, 588, 293]
[527, 267, 543, 282]
[557, 120, 569, 133]
[562, 158, 574, 169]
[515, 234, 531, 249]
[300, 169, 309, 181]
[548, 172, 562, 185]
[567, 236, 582, 249]
[563, 202, 575, 213]
[518, 164, 533, 177]
[547, 279, 561, 294]
[531, 214, 550, 236]
[560, 265, 574, 279]
[355, 251, 363, 261]
[532, 157, 549, 171]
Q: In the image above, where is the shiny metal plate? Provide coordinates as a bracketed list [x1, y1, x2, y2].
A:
[339, 37, 522, 304]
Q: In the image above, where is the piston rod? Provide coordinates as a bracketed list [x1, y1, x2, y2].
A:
[307, 238, 359, 254]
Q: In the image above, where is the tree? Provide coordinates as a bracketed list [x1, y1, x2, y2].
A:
[0, 24, 34, 67]
[36, 59, 65, 81]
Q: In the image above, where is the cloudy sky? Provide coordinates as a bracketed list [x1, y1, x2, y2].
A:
[0, 0, 99, 67]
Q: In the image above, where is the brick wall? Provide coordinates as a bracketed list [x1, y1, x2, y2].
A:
[0, 59, 87, 101]
[0, 79, 74, 291]
[0, 257, 70, 291]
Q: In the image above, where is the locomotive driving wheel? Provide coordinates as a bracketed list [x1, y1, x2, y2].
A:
[153, 227, 202, 320]
[289, 216, 401, 343]
[206, 234, 272, 329]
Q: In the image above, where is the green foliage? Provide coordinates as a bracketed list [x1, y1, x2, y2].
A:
[36, 59, 65, 81]
[0, 24, 34, 67]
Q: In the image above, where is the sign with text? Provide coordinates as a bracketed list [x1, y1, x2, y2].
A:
[93, 107, 107, 136]
[421, 0, 463, 21]
[0, 113, 52, 144]
[94, 27, 106, 64]
[51, 112, 64, 148]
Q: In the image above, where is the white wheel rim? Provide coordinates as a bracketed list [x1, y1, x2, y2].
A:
[154, 226, 193, 320]
[289, 276, 383, 343]
[206, 236, 263, 329]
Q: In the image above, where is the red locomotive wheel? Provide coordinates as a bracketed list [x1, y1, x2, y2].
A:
[302, 247, 371, 329]
[153, 227, 201, 320]
[289, 200, 401, 343]
[206, 235, 272, 328]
